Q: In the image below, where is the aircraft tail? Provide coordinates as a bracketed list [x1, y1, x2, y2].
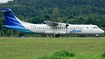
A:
[2, 8, 24, 27]
[2, 8, 35, 33]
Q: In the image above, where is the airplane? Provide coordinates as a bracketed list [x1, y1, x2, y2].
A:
[2, 8, 104, 37]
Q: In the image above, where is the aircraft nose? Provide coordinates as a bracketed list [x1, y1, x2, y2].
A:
[102, 30, 104, 33]
[101, 29, 104, 33]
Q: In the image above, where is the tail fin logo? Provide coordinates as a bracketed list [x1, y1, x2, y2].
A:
[2, 8, 24, 28]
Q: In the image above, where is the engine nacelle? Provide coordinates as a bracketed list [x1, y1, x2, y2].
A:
[56, 23, 69, 28]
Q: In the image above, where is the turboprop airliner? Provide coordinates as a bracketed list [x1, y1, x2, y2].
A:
[2, 8, 104, 37]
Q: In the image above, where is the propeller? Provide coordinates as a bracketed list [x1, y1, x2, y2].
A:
[66, 24, 69, 29]
[65, 24, 69, 34]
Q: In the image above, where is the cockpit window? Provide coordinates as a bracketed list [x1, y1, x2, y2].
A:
[93, 27, 98, 29]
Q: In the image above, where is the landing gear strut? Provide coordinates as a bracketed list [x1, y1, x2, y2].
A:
[53, 34, 59, 37]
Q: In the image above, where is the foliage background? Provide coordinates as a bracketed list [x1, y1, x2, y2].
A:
[0, 0, 105, 37]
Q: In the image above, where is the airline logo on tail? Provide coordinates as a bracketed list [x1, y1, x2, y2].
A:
[2, 8, 34, 33]
[2, 8, 24, 27]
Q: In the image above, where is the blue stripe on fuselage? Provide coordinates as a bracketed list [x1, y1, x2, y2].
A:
[3, 25, 35, 33]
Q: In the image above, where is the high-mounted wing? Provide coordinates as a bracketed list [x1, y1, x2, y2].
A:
[44, 21, 69, 29]
[44, 21, 59, 26]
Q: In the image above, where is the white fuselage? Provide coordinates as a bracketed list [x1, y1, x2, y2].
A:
[23, 23, 104, 35]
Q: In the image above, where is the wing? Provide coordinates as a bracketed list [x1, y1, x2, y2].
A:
[44, 21, 70, 28]
[44, 21, 59, 26]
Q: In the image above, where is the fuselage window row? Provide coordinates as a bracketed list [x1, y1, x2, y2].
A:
[32, 27, 83, 30]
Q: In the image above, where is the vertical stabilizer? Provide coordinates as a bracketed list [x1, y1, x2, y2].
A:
[2, 8, 24, 28]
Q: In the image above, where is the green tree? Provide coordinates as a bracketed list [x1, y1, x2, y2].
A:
[52, 8, 59, 22]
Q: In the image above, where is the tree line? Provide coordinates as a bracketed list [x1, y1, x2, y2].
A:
[0, 0, 105, 37]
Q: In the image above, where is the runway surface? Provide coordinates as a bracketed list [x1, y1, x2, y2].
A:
[0, 37, 105, 39]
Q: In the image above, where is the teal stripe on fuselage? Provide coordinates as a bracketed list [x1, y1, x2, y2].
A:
[3, 25, 36, 33]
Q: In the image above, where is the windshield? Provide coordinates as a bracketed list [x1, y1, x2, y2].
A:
[93, 27, 99, 29]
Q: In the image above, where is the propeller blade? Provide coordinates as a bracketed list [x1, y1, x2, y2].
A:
[66, 24, 69, 28]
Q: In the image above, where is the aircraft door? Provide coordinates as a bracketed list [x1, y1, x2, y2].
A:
[66, 28, 70, 34]
[91, 26, 93, 31]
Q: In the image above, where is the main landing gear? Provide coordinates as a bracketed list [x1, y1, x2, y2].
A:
[53, 34, 59, 37]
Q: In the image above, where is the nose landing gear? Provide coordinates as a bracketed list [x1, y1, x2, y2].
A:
[96, 34, 99, 37]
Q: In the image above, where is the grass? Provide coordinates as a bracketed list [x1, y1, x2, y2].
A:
[38, 50, 76, 59]
[0, 37, 105, 59]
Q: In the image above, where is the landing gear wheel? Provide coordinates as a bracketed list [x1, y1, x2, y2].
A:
[96, 34, 99, 37]
[53, 34, 59, 37]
